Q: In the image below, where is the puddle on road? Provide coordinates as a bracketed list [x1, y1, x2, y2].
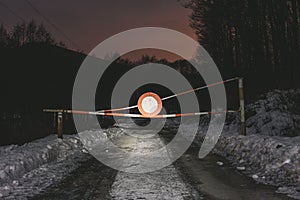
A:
[175, 147, 293, 200]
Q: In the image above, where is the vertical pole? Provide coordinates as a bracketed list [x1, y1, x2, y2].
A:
[57, 112, 63, 139]
[239, 78, 246, 136]
[53, 112, 57, 133]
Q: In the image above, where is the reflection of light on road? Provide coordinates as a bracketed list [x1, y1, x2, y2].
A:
[79, 127, 174, 172]
[113, 130, 165, 154]
[116, 119, 166, 139]
[109, 128, 193, 199]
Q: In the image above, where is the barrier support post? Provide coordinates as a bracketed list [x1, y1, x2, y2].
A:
[239, 78, 246, 136]
[53, 112, 56, 133]
[57, 112, 63, 139]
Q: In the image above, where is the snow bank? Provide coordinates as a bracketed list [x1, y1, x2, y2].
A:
[190, 125, 300, 199]
[0, 128, 124, 199]
[78, 128, 123, 149]
[213, 134, 300, 198]
[190, 89, 300, 199]
[0, 127, 124, 191]
[0, 134, 83, 186]
[245, 89, 300, 137]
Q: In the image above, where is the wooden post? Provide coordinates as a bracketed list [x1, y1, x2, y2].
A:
[239, 78, 246, 136]
[57, 112, 63, 139]
[53, 112, 57, 132]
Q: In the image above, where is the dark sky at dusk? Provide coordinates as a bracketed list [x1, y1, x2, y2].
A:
[0, 0, 197, 57]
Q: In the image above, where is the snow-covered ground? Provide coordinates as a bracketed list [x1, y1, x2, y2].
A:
[211, 134, 300, 199]
[0, 134, 89, 199]
[191, 89, 300, 199]
[227, 89, 300, 137]
[0, 89, 299, 199]
[0, 127, 199, 199]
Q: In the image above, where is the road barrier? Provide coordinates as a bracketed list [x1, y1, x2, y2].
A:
[44, 77, 246, 137]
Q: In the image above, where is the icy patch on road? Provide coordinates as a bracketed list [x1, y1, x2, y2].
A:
[111, 165, 194, 200]
[182, 89, 300, 199]
[109, 131, 197, 199]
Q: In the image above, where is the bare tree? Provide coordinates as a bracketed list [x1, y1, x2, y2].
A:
[186, 0, 300, 87]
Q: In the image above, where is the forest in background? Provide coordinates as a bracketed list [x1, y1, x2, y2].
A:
[1, 0, 300, 145]
[0, 20, 65, 48]
[0, 21, 86, 145]
[0, 21, 206, 145]
[185, 0, 300, 89]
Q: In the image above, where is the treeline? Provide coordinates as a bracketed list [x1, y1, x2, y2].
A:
[0, 21, 81, 145]
[117, 55, 198, 75]
[186, 0, 300, 89]
[0, 20, 65, 48]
